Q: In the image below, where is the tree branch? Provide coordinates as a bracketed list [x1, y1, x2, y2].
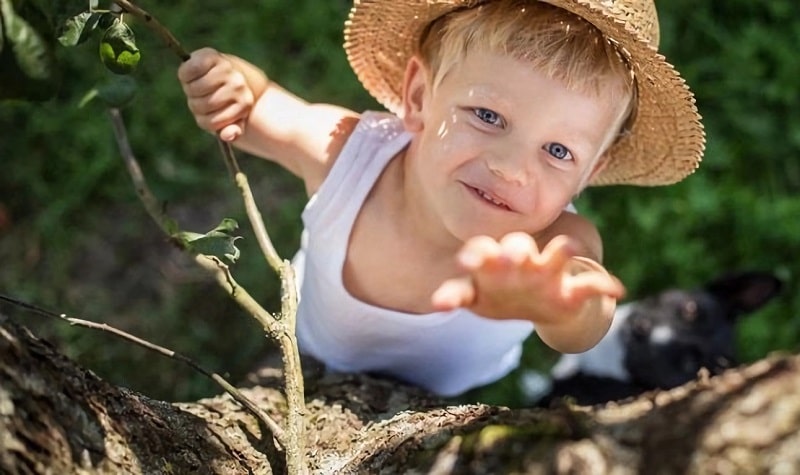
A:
[107, 108, 308, 473]
[2, 315, 799, 473]
[103, 2, 307, 471]
[0, 293, 288, 448]
[110, 0, 190, 61]
[104, 0, 305, 464]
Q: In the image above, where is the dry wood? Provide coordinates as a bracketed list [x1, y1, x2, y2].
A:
[1, 315, 799, 474]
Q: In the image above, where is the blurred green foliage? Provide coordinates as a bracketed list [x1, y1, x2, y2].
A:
[586, 0, 800, 361]
[0, 0, 798, 404]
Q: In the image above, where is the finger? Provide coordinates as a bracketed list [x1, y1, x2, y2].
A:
[182, 61, 248, 102]
[191, 108, 242, 135]
[431, 276, 476, 311]
[499, 232, 537, 265]
[457, 235, 502, 270]
[186, 94, 223, 116]
[177, 48, 220, 83]
[197, 98, 250, 129]
[536, 235, 578, 270]
[182, 66, 242, 99]
[182, 75, 227, 99]
[218, 122, 244, 142]
[567, 272, 626, 300]
[186, 83, 242, 114]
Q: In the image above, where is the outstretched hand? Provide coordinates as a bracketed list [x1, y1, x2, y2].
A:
[431, 232, 625, 324]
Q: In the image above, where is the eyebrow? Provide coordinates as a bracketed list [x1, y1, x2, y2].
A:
[549, 130, 611, 168]
[464, 84, 513, 110]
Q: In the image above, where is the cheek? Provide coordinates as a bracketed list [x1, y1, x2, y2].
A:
[424, 129, 471, 170]
[441, 125, 486, 163]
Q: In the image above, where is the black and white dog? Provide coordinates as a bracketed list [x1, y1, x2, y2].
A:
[525, 271, 783, 406]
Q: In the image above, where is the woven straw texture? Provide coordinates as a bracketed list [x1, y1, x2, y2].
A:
[344, 0, 705, 186]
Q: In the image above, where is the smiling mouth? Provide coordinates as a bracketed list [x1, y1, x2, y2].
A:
[468, 185, 512, 211]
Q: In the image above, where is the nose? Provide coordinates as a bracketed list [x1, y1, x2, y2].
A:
[486, 153, 532, 186]
[629, 314, 652, 341]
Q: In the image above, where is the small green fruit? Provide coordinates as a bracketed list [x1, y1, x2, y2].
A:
[99, 19, 141, 75]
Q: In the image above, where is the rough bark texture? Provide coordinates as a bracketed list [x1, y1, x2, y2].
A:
[1, 313, 799, 475]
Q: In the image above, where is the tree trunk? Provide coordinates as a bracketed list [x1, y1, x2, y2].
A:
[1, 314, 798, 475]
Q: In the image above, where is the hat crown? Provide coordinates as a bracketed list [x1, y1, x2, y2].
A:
[587, 0, 660, 47]
[344, 0, 704, 186]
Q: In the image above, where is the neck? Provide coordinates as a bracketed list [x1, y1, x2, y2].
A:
[383, 143, 463, 258]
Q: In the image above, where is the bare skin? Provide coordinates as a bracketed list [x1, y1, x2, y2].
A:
[178, 47, 625, 354]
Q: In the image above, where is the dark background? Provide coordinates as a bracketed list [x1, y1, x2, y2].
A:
[0, 0, 798, 405]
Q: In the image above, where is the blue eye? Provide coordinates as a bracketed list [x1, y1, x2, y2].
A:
[545, 142, 572, 160]
[473, 108, 504, 127]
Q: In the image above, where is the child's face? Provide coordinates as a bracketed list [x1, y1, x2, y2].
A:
[402, 49, 625, 242]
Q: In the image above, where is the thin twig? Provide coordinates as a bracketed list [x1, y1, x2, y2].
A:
[0, 293, 287, 448]
[195, 254, 282, 339]
[112, 0, 285, 276]
[107, 108, 289, 441]
[111, 105, 254, 331]
[232, 169, 284, 273]
[104, 3, 308, 472]
[110, 0, 190, 61]
[107, 108, 173, 235]
[213, 139, 283, 272]
[107, 108, 283, 336]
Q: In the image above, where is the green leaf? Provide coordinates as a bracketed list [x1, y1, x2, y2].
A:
[0, 0, 56, 80]
[78, 74, 138, 108]
[0, 7, 4, 55]
[173, 219, 243, 264]
[209, 218, 240, 235]
[0, 0, 59, 101]
[57, 11, 101, 47]
[99, 18, 141, 75]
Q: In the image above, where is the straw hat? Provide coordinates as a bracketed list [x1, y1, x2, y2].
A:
[344, 0, 705, 186]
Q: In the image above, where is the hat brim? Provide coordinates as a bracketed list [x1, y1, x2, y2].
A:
[344, 0, 705, 186]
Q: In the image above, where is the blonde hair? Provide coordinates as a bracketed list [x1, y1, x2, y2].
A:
[417, 0, 637, 141]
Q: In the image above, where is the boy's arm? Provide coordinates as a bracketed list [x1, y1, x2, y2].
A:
[432, 212, 623, 354]
[521, 211, 622, 353]
[179, 49, 360, 196]
[532, 254, 619, 353]
[536, 209, 603, 263]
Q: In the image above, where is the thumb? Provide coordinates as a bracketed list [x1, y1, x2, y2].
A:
[431, 276, 476, 311]
[218, 122, 244, 142]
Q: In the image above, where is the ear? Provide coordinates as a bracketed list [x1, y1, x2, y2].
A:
[705, 271, 783, 317]
[401, 55, 429, 133]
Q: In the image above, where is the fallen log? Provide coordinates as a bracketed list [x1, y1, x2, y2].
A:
[1, 314, 798, 474]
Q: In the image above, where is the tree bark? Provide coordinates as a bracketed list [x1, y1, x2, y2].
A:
[1, 313, 798, 474]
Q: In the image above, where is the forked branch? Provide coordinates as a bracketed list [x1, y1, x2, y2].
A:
[104, 1, 308, 470]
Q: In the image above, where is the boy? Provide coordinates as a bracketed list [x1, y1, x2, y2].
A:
[177, 0, 704, 396]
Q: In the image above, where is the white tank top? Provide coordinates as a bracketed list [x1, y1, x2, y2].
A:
[294, 111, 534, 396]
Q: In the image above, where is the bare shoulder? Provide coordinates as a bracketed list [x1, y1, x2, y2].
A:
[293, 103, 361, 194]
[537, 211, 603, 262]
[247, 86, 361, 195]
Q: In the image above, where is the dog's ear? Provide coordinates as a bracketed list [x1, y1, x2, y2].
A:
[704, 271, 783, 317]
